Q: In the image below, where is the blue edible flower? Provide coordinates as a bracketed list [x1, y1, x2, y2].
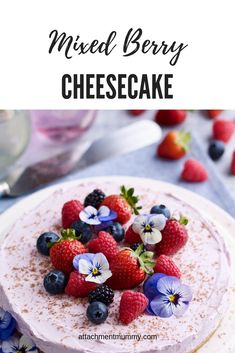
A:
[0, 308, 16, 341]
[73, 252, 112, 284]
[1, 335, 38, 353]
[144, 274, 192, 318]
[80, 205, 117, 226]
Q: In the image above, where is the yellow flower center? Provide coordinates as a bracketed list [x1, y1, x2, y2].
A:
[92, 268, 99, 276]
[168, 294, 180, 305]
[169, 295, 175, 302]
[145, 224, 151, 231]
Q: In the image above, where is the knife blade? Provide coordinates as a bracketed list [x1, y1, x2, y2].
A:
[0, 120, 161, 197]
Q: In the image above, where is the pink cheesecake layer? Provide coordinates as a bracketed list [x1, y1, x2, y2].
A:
[0, 180, 231, 353]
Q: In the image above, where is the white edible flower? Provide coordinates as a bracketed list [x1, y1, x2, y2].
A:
[132, 214, 166, 245]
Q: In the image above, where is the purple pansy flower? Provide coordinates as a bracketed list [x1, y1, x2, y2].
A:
[1, 335, 38, 353]
[73, 253, 112, 284]
[80, 206, 117, 226]
[0, 308, 16, 341]
[144, 274, 192, 318]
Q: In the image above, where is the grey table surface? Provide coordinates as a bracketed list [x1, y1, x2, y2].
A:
[69, 138, 235, 217]
[0, 110, 235, 216]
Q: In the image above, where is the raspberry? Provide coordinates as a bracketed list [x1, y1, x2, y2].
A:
[88, 231, 118, 262]
[181, 159, 208, 182]
[119, 291, 148, 324]
[62, 200, 84, 229]
[213, 119, 235, 143]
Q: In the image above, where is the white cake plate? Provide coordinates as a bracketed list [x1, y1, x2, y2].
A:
[0, 176, 234, 353]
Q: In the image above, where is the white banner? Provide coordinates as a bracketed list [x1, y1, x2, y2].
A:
[0, 0, 234, 108]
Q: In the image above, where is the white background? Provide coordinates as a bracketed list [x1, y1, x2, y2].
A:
[0, 0, 235, 108]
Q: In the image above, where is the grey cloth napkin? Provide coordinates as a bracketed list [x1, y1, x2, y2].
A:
[1, 136, 235, 218]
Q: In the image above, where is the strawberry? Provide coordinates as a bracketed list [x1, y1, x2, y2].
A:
[129, 110, 145, 116]
[88, 231, 118, 262]
[230, 151, 235, 175]
[65, 271, 97, 298]
[155, 110, 187, 126]
[154, 255, 181, 278]
[50, 230, 87, 274]
[119, 291, 148, 324]
[155, 217, 188, 256]
[213, 119, 235, 143]
[157, 130, 191, 160]
[101, 185, 142, 224]
[125, 225, 142, 244]
[62, 200, 84, 228]
[181, 158, 208, 182]
[107, 245, 154, 290]
[207, 110, 223, 119]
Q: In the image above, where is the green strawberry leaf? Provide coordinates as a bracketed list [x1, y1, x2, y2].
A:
[132, 244, 155, 274]
[179, 215, 189, 225]
[176, 130, 191, 152]
[171, 214, 189, 226]
[120, 185, 142, 215]
[61, 228, 76, 239]
[127, 187, 134, 197]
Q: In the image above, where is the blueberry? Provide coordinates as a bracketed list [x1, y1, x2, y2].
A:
[70, 220, 92, 244]
[150, 205, 171, 219]
[86, 301, 108, 324]
[36, 232, 59, 256]
[208, 140, 225, 161]
[106, 222, 125, 242]
[43, 270, 67, 294]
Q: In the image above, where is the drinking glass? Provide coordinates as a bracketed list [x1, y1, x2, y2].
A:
[0, 110, 31, 172]
[31, 110, 96, 143]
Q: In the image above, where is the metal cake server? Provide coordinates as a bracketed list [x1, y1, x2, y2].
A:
[0, 120, 161, 197]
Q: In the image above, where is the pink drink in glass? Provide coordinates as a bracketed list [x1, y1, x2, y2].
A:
[31, 110, 96, 143]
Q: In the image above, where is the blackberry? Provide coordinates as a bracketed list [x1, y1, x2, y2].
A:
[84, 189, 106, 208]
[88, 284, 114, 306]
[130, 243, 146, 254]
